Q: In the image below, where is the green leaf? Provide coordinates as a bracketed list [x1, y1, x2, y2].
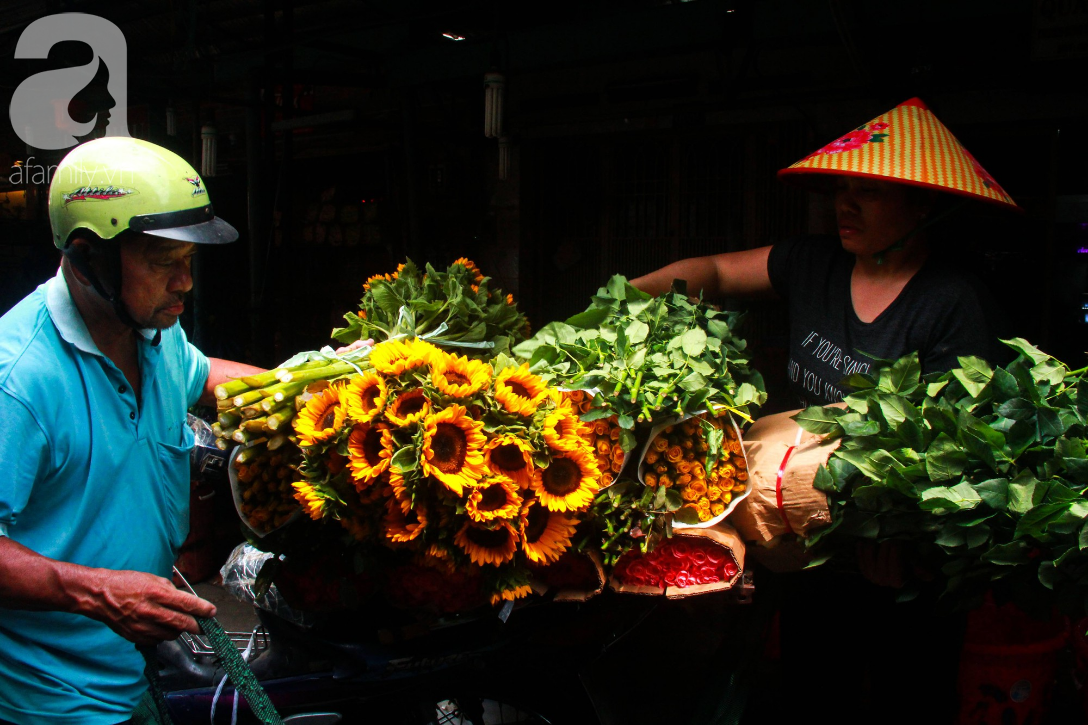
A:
[391, 445, 419, 472]
[1032, 360, 1066, 387]
[371, 285, 405, 316]
[625, 320, 650, 345]
[982, 540, 1031, 566]
[734, 382, 761, 406]
[1001, 337, 1050, 365]
[877, 394, 914, 426]
[565, 307, 612, 329]
[920, 482, 982, 513]
[957, 410, 1007, 472]
[681, 328, 708, 357]
[579, 407, 614, 423]
[997, 398, 1036, 421]
[812, 465, 836, 493]
[706, 319, 730, 339]
[792, 406, 845, 437]
[606, 275, 628, 302]
[1008, 470, 1042, 515]
[878, 353, 921, 394]
[616, 414, 635, 430]
[679, 372, 708, 392]
[835, 449, 898, 482]
[925, 434, 968, 481]
[619, 430, 637, 452]
[674, 507, 702, 525]
[990, 368, 1020, 402]
[843, 419, 881, 437]
[976, 478, 1009, 511]
[953, 356, 993, 399]
[1037, 407, 1068, 439]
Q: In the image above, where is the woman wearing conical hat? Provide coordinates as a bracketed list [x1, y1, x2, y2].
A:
[632, 98, 1015, 409]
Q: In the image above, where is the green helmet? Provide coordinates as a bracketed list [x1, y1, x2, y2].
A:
[48, 137, 238, 249]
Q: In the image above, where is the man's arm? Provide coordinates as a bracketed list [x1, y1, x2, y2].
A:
[629, 246, 776, 299]
[199, 357, 267, 406]
[0, 537, 216, 647]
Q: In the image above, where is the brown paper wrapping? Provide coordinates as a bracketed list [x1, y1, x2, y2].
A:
[608, 523, 746, 599]
[553, 550, 606, 603]
[731, 408, 841, 545]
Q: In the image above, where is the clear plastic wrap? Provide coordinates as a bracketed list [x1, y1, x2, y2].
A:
[219, 543, 315, 628]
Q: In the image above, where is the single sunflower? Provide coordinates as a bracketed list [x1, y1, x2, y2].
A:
[420, 404, 487, 496]
[531, 447, 600, 512]
[489, 584, 533, 606]
[494, 364, 549, 416]
[519, 499, 577, 564]
[483, 434, 535, 489]
[542, 403, 592, 453]
[465, 476, 522, 523]
[453, 520, 518, 566]
[346, 421, 393, 488]
[452, 257, 484, 283]
[431, 352, 492, 398]
[343, 372, 389, 423]
[385, 388, 433, 427]
[370, 338, 439, 376]
[383, 499, 428, 544]
[292, 481, 329, 521]
[293, 384, 347, 446]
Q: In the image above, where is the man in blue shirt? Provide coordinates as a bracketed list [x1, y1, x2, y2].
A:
[0, 138, 264, 724]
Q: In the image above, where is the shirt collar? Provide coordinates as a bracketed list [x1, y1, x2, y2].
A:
[45, 268, 160, 357]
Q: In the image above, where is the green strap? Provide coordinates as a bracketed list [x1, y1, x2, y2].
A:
[139, 617, 283, 725]
[197, 615, 284, 725]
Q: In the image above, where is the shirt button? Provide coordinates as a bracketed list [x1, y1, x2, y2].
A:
[118, 385, 127, 394]
[129, 412, 136, 420]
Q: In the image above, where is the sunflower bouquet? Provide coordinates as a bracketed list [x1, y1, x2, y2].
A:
[331, 258, 529, 357]
[276, 337, 607, 609]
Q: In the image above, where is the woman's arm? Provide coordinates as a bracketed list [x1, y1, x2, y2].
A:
[630, 246, 776, 299]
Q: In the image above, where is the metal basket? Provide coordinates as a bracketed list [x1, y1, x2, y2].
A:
[178, 626, 270, 659]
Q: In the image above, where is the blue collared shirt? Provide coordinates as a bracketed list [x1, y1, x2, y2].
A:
[0, 269, 209, 724]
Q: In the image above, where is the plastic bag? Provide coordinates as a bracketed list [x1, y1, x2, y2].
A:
[219, 543, 315, 627]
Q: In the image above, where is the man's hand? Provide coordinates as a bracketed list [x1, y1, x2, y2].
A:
[335, 338, 374, 355]
[82, 569, 217, 647]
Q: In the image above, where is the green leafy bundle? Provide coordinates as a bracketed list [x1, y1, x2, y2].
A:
[332, 258, 529, 357]
[512, 275, 766, 449]
[795, 339, 1088, 613]
[578, 479, 687, 568]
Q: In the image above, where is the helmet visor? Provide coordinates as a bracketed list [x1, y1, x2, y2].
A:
[129, 205, 239, 245]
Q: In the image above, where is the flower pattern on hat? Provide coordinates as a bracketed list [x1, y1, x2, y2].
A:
[811, 122, 890, 156]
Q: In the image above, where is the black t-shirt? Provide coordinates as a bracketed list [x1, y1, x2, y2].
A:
[767, 235, 1005, 408]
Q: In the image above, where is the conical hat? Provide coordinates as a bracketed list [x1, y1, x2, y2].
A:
[778, 98, 1017, 210]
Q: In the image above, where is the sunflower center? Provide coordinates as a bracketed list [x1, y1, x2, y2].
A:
[506, 381, 532, 399]
[466, 525, 511, 548]
[362, 386, 381, 411]
[319, 405, 339, 430]
[362, 428, 384, 464]
[524, 504, 549, 543]
[396, 392, 427, 418]
[543, 458, 581, 496]
[490, 444, 526, 472]
[444, 370, 470, 387]
[404, 508, 420, 526]
[432, 423, 468, 473]
[478, 485, 508, 511]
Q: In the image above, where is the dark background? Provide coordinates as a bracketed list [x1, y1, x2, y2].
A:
[1, 0, 1086, 412]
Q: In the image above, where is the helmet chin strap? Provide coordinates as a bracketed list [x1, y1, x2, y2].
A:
[64, 242, 162, 347]
[872, 199, 967, 266]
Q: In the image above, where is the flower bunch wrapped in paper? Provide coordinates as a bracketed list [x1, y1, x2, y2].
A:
[608, 524, 745, 598]
[640, 414, 749, 525]
[286, 338, 604, 607]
